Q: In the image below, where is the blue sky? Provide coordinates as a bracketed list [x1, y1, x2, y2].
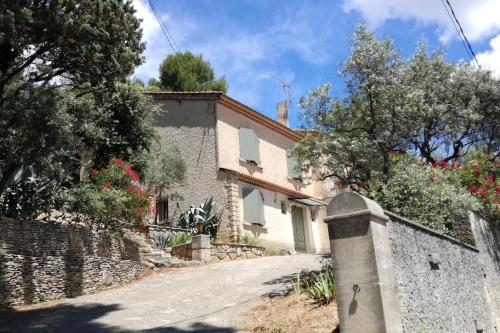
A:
[132, 0, 500, 128]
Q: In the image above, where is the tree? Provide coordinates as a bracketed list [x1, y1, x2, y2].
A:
[293, 25, 500, 188]
[0, 0, 144, 105]
[143, 138, 186, 223]
[0, 0, 153, 219]
[158, 51, 228, 93]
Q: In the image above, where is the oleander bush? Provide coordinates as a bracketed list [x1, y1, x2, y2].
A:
[63, 158, 150, 230]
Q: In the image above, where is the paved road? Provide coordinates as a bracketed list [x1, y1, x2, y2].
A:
[0, 254, 324, 333]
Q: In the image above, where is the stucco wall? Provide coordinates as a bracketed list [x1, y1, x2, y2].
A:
[237, 182, 331, 254]
[152, 99, 231, 238]
[0, 218, 149, 309]
[216, 103, 316, 197]
[387, 212, 496, 333]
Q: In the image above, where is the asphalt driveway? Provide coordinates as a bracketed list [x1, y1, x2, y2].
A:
[0, 254, 324, 333]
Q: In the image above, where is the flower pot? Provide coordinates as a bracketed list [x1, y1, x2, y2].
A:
[195, 222, 205, 234]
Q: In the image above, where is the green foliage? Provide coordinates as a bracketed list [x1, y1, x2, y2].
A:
[293, 259, 335, 306]
[167, 232, 192, 247]
[454, 152, 499, 222]
[293, 25, 500, 188]
[151, 231, 173, 249]
[158, 51, 227, 93]
[239, 234, 260, 246]
[143, 137, 186, 222]
[366, 154, 480, 240]
[177, 197, 222, 239]
[0, 1, 151, 219]
[63, 159, 150, 230]
[0, 0, 144, 103]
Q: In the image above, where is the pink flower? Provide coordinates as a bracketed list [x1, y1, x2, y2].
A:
[432, 161, 439, 167]
[103, 181, 110, 189]
[440, 160, 447, 167]
[474, 166, 482, 175]
[90, 168, 97, 176]
[116, 159, 123, 167]
[479, 188, 489, 196]
[470, 185, 479, 193]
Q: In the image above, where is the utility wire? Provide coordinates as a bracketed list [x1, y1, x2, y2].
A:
[147, 0, 178, 53]
[441, 0, 480, 67]
[440, 0, 473, 61]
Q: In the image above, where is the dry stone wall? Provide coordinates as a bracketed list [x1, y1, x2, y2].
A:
[210, 242, 265, 262]
[170, 241, 265, 263]
[0, 218, 150, 309]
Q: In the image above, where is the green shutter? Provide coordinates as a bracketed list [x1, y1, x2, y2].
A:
[287, 154, 301, 179]
[243, 187, 265, 225]
[239, 128, 260, 163]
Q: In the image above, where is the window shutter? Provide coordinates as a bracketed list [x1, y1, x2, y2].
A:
[239, 128, 260, 163]
[287, 154, 301, 179]
[243, 187, 265, 225]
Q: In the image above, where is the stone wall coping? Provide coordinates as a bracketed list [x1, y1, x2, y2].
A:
[324, 209, 388, 224]
[211, 242, 265, 250]
[385, 210, 479, 253]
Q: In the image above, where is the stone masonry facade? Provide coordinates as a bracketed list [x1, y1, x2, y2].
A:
[0, 218, 150, 309]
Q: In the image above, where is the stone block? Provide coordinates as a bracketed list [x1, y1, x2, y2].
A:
[228, 253, 237, 260]
[191, 234, 210, 249]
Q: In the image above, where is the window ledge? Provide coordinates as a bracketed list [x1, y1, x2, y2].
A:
[242, 221, 267, 229]
[239, 158, 263, 170]
[287, 176, 303, 183]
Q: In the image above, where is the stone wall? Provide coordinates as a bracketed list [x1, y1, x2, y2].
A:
[210, 242, 265, 262]
[170, 240, 265, 263]
[151, 97, 233, 240]
[325, 192, 500, 333]
[170, 243, 192, 261]
[0, 218, 150, 309]
[387, 211, 495, 333]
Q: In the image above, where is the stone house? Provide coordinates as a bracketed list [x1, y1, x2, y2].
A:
[147, 92, 335, 254]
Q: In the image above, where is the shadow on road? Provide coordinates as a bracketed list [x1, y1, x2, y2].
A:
[0, 303, 237, 333]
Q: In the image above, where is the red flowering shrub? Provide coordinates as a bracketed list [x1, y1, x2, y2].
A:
[65, 158, 150, 230]
[449, 152, 499, 222]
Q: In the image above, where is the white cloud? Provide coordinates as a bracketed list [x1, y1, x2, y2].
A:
[476, 34, 500, 78]
[342, 0, 500, 43]
[131, 0, 336, 108]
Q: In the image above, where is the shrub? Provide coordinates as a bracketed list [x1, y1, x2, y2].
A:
[239, 234, 260, 246]
[453, 152, 499, 223]
[365, 154, 480, 241]
[63, 158, 150, 230]
[177, 197, 222, 238]
[168, 232, 192, 247]
[292, 259, 335, 305]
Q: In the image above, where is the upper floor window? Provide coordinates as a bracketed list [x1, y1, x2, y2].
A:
[239, 128, 260, 164]
[287, 153, 302, 180]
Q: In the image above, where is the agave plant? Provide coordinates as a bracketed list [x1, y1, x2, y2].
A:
[177, 197, 221, 238]
[151, 231, 173, 249]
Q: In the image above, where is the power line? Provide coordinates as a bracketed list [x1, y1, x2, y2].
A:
[147, 0, 177, 53]
[441, 0, 480, 67]
[440, 0, 473, 61]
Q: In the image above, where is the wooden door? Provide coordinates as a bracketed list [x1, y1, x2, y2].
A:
[291, 206, 306, 252]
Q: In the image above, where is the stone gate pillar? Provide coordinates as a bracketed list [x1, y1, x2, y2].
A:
[324, 192, 403, 333]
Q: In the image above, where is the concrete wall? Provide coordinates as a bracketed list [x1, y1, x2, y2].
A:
[0, 218, 149, 309]
[152, 98, 231, 238]
[325, 192, 500, 333]
[387, 212, 495, 333]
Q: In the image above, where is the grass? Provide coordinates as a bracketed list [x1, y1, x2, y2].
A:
[239, 234, 260, 246]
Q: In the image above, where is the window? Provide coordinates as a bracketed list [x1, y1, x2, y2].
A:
[239, 128, 260, 164]
[287, 153, 301, 179]
[242, 187, 265, 225]
[157, 199, 168, 222]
